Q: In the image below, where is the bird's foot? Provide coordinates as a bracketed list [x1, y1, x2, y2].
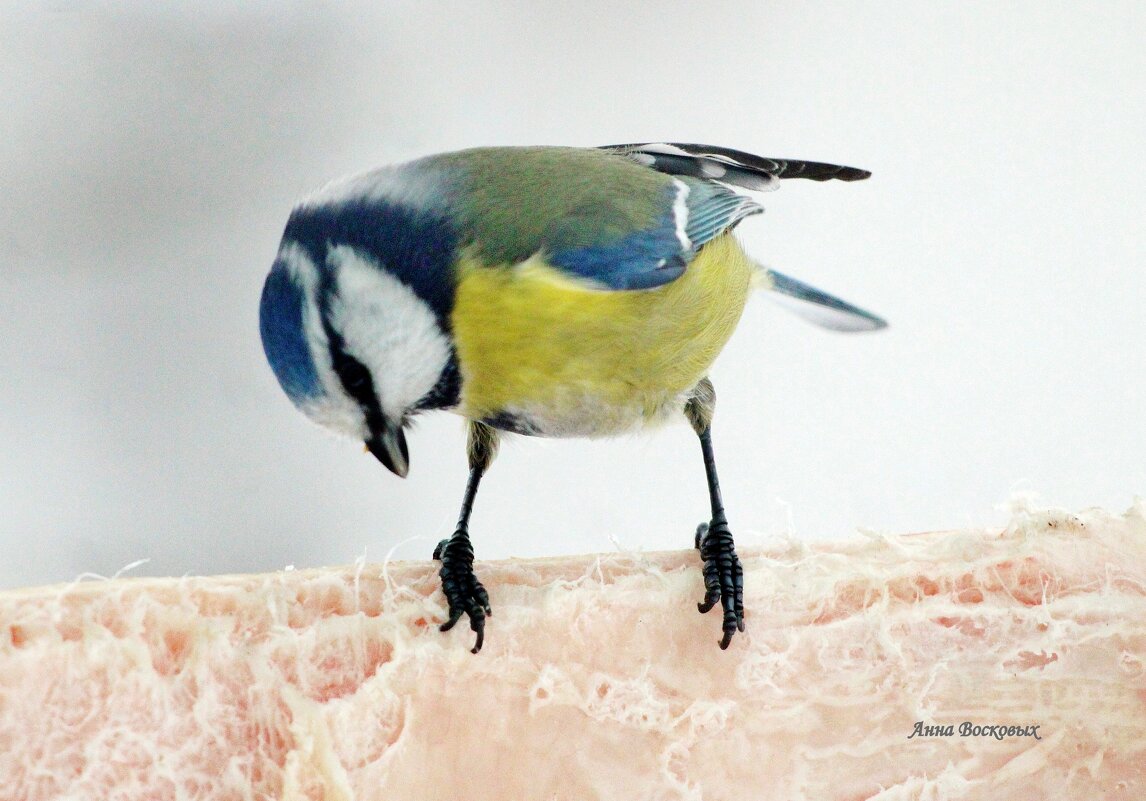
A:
[694, 518, 745, 649]
[433, 528, 491, 653]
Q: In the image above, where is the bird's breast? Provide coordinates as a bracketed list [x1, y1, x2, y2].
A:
[451, 234, 755, 437]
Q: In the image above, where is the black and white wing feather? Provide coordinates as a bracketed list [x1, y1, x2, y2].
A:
[601, 142, 885, 331]
[601, 142, 872, 192]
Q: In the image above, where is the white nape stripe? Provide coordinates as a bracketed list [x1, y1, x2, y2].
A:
[671, 179, 693, 252]
[300, 159, 446, 216]
[325, 244, 452, 420]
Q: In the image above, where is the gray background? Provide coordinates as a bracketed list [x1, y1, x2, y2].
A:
[3, 2, 1143, 590]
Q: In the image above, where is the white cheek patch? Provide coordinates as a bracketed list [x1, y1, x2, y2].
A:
[300, 393, 371, 440]
[325, 244, 451, 420]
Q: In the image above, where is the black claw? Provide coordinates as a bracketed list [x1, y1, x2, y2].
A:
[695, 518, 745, 648]
[433, 528, 490, 653]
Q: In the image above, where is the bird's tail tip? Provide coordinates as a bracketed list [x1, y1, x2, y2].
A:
[761, 267, 887, 333]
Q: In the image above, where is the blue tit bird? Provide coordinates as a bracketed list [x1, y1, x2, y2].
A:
[259, 142, 885, 653]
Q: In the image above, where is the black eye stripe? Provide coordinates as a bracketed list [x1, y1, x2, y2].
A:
[328, 328, 387, 436]
[318, 282, 387, 439]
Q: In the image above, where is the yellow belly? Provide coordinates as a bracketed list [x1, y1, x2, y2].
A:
[451, 234, 756, 436]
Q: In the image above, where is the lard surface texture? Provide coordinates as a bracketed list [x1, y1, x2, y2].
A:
[2, 505, 1145, 800]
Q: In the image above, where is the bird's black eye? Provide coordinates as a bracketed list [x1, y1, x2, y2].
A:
[329, 348, 379, 420]
[337, 356, 373, 396]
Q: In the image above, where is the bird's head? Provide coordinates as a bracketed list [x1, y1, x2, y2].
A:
[259, 228, 459, 478]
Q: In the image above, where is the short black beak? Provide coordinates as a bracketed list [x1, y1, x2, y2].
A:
[366, 424, 409, 478]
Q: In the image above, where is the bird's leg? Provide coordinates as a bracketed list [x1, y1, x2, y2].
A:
[685, 378, 745, 649]
[433, 420, 499, 653]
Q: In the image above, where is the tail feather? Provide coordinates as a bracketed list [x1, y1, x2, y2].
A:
[765, 269, 887, 333]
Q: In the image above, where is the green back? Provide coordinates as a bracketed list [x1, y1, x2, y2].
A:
[431, 146, 675, 264]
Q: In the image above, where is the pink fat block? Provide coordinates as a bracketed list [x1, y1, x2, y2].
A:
[2, 504, 1145, 800]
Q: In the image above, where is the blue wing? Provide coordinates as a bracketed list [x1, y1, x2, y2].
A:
[547, 177, 761, 291]
[545, 141, 872, 291]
